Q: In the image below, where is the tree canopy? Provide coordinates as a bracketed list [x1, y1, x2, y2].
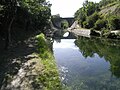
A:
[74, 0, 99, 27]
[74, 0, 120, 32]
[0, 0, 51, 49]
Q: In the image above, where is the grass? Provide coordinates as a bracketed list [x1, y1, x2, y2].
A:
[35, 33, 62, 90]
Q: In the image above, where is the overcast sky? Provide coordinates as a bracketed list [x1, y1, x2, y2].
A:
[47, 0, 101, 17]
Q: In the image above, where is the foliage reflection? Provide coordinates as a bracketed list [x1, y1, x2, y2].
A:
[75, 36, 120, 78]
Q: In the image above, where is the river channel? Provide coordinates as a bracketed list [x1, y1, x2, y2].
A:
[53, 36, 120, 90]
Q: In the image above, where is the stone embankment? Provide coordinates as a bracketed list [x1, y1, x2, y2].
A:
[69, 28, 120, 38]
[67, 20, 120, 38]
[68, 21, 91, 38]
[69, 28, 91, 38]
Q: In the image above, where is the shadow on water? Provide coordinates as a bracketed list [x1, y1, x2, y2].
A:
[75, 36, 120, 78]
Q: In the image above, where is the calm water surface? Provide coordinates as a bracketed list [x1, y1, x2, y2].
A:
[53, 37, 120, 90]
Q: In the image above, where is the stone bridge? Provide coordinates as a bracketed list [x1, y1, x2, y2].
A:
[51, 17, 75, 29]
[61, 17, 75, 27]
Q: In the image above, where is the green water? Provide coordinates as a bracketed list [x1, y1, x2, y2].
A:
[53, 36, 120, 90]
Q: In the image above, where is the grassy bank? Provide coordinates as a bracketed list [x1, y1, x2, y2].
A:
[36, 34, 62, 90]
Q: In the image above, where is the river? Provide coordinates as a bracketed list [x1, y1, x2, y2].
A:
[53, 36, 120, 90]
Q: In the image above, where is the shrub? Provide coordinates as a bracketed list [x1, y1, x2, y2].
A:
[107, 15, 120, 30]
[61, 20, 69, 29]
[83, 21, 89, 28]
[83, 12, 100, 29]
[101, 28, 110, 37]
[94, 19, 107, 30]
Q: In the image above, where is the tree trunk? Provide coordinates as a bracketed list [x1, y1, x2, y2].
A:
[5, 17, 15, 49]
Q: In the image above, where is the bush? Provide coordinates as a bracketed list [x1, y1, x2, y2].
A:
[83, 12, 100, 29]
[107, 15, 120, 30]
[94, 19, 107, 30]
[61, 20, 69, 29]
[83, 21, 89, 28]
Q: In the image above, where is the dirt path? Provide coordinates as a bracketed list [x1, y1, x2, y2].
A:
[0, 36, 43, 90]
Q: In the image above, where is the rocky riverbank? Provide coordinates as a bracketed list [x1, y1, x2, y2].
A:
[69, 28, 120, 39]
[69, 28, 91, 38]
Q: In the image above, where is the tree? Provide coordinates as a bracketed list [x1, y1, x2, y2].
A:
[74, 1, 100, 27]
[107, 15, 120, 30]
[94, 19, 107, 30]
[0, 0, 51, 49]
[83, 12, 100, 28]
[0, 0, 18, 49]
[74, 8, 86, 27]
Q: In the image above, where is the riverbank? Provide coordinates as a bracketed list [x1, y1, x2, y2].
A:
[69, 28, 91, 38]
[69, 28, 120, 39]
[0, 33, 61, 90]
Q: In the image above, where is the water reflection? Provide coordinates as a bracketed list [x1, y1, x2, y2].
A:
[53, 37, 120, 90]
[75, 36, 120, 78]
[63, 32, 69, 37]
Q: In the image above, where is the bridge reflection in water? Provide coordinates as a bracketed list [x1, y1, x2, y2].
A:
[53, 31, 77, 39]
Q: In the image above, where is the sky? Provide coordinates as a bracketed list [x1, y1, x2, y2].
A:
[47, 0, 101, 17]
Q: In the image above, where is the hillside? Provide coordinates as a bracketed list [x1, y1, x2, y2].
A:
[74, 0, 120, 38]
[99, 3, 120, 16]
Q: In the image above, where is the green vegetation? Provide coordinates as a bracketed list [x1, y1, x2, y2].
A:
[83, 12, 100, 29]
[0, 1, 62, 89]
[51, 15, 69, 29]
[0, 0, 51, 49]
[94, 19, 107, 30]
[61, 20, 69, 29]
[74, 0, 99, 27]
[74, 0, 120, 37]
[36, 33, 62, 90]
[107, 15, 120, 30]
